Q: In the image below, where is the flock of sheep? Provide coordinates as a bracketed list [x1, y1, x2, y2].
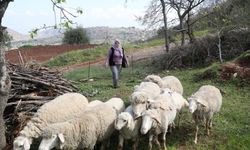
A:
[13, 75, 222, 150]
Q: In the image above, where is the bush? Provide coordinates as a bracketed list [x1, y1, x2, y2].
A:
[63, 27, 89, 45]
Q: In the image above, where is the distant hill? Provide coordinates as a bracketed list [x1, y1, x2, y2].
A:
[6, 28, 29, 41]
[7, 27, 156, 49]
[85, 26, 156, 44]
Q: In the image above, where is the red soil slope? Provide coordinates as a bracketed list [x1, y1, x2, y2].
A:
[6, 44, 97, 64]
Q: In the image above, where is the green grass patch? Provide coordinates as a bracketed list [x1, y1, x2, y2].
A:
[63, 59, 250, 150]
[194, 29, 213, 37]
[45, 45, 109, 68]
[45, 39, 165, 68]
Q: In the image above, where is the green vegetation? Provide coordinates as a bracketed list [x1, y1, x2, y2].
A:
[193, 29, 214, 37]
[63, 27, 89, 44]
[45, 39, 165, 68]
[63, 58, 250, 150]
[44, 45, 109, 68]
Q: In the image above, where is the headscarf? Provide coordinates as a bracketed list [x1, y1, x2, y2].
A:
[113, 39, 122, 49]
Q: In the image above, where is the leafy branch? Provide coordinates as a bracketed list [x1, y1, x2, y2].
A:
[29, 0, 83, 38]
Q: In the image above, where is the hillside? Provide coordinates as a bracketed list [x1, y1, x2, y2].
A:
[6, 28, 29, 41]
[7, 27, 156, 49]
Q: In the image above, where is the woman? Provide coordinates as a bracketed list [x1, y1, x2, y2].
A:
[105, 39, 125, 88]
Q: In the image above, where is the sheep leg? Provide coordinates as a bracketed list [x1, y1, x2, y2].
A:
[117, 135, 124, 150]
[194, 125, 199, 144]
[132, 138, 139, 150]
[148, 134, 154, 150]
[152, 135, 161, 150]
[162, 132, 167, 150]
[100, 139, 109, 150]
[100, 142, 105, 150]
[206, 119, 212, 136]
[177, 111, 182, 128]
[168, 122, 175, 133]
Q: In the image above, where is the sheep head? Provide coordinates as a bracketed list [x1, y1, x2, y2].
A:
[188, 97, 207, 113]
[115, 112, 133, 130]
[13, 135, 32, 150]
[144, 75, 164, 88]
[38, 133, 65, 150]
[140, 109, 161, 134]
[130, 92, 149, 119]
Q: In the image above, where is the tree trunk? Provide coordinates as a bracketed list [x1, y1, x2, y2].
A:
[187, 12, 195, 43]
[0, 1, 12, 148]
[179, 17, 185, 46]
[217, 30, 223, 63]
[160, 0, 169, 52]
[0, 28, 11, 149]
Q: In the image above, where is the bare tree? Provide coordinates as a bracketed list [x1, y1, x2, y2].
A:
[160, 0, 170, 52]
[167, 0, 205, 45]
[137, 0, 171, 52]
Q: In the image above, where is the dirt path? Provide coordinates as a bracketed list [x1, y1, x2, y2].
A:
[58, 45, 166, 72]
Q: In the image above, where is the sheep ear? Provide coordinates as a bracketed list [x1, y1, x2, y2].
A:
[127, 117, 132, 127]
[146, 99, 153, 109]
[23, 139, 31, 150]
[58, 133, 65, 143]
[58, 133, 65, 149]
[147, 99, 154, 103]
[153, 116, 161, 125]
[197, 98, 208, 108]
[151, 113, 161, 125]
[200, 103, 206, 108]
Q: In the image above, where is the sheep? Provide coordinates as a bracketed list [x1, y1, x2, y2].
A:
[162, 88, 189, 127]
[144, 75, 184, 95]
[38, 101, 123, 150]
[188, 85, 222, 144]
[130, 82, 161, 118]
[105, 97, 125, 114]
[162, 76, 184, 95]
[13, 93, 88, 150]
[144, 74, 164, 88]
[114, 105, 142, 150]
[140, 106, 176, 150]
[87, 100, 103, 107]
[146, 90, 177, 132]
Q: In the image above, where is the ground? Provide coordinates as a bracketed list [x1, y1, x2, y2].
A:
[5, 44, 97, 64]
[6, 44, 166, 72]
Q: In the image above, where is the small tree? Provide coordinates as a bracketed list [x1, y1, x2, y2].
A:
[63, 27, 89, 45]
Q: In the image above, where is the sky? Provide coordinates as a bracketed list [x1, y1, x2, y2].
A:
[3, 0, 152, 34]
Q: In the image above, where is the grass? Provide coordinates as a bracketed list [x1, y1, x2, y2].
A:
[194, 29, 213, 37]
[63, 58, 250, 150]
[44, 45, 110, 68]
[45, 39, 165, 68]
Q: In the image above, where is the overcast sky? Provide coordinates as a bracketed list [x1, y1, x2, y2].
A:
[3, 0, 151, 34]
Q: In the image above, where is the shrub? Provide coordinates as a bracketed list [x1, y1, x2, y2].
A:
[63, 27, 89, 44]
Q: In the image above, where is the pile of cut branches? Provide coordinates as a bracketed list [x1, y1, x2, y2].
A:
[4, 62, 80, 144]
[7, 63, 79, 109]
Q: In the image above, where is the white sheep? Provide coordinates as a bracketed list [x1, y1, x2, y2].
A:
[38, 98, 125, 150]
[144, 75, 184, 95]
[147, 90, 177, 132]
[114, 105, 142, 150]
[161, 88, 189, 126]
[162, 76, 184, 95]
[105, 97, 125, 114]
[13, 93, 88, 150]
[130, 82, 161, 118]
[87, 100, 103, 107]
[188, 85, 222, 144]
[144, 74, 164, 88]
[140, 106, 176, 150]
